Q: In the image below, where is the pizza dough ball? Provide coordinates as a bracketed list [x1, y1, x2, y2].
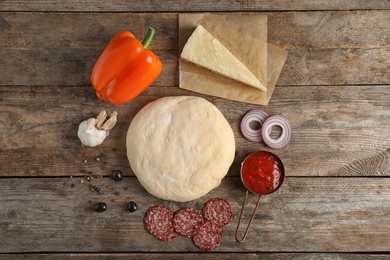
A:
[126, 96, 235, 202]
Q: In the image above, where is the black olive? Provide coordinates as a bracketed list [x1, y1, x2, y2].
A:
[112, 170, 123, 181]
[95, 202, 107, 213]
[127, 201, 138, 213]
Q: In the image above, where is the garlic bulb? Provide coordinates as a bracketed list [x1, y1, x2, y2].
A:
[77, 110, 117, 147]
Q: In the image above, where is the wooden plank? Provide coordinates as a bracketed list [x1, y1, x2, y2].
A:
[0, 49, 178, 86]
[2, 253, 390, 259]
[0, 85, 388, 177]
[0, 11, 389, 86]
[2, 48, 389, 86]
[0, 0, 389, 12]
[2, 47, 389, 86]
[0, 13, 177, 50]
[0, 177, 389, 252]
[268, 10, 390, 48]
[2, 11, 389, 50]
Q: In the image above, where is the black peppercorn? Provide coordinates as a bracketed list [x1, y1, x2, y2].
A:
[112, 170, 123, 181]
[127, 201, 138, 213]
[95, 202, 107, 213]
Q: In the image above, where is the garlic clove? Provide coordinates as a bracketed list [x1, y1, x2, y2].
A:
[100, 111, 118, 131]
[95, 110, 108, 129]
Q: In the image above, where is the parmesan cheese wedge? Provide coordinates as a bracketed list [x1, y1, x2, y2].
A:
[181, 25, 267, 92]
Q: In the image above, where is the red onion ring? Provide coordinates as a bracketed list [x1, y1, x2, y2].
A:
[261, 115, 292, 149]
[240, 110, 269, 142]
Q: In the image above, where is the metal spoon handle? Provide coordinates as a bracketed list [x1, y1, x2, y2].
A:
[235, 191, 262, 243]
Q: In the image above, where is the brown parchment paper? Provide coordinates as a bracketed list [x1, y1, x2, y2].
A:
[179, 13, 288, 106]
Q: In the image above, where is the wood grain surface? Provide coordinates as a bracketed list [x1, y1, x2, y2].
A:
[0, 0, 389, 258]
[2, 253, 390, 260]
[1, 11, 389, 86]
[0, 84, 388, 177]
[1, 0, 389, 12]
[0, 177, 389, 252]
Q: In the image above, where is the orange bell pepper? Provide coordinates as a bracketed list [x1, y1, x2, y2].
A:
[91, 28, 162, 105]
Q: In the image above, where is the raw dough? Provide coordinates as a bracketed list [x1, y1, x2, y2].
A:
[126, 96, 235, 202]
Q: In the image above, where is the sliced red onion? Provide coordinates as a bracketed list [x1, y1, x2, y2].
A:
[240, 109, 269, 142]
[261, 115, 292, 149]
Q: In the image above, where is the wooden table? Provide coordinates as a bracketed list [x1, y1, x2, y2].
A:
[1, 1, 389, 259]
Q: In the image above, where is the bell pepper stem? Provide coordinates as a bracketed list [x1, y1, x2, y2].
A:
[142, 27, 156, 49]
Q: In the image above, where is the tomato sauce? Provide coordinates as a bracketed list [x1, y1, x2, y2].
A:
[241, 151, 284, 195]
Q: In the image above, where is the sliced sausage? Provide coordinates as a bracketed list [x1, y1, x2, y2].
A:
[202, 198, 232, 227]
[173, 207, 203, 237]
[144, 205, 177, 241]
[192, 221, 223, 251]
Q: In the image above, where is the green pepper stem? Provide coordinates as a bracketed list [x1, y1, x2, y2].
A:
[142, 27, 156, 49]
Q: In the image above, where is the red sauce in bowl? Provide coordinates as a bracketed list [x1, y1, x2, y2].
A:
[240, 151, 285, 195]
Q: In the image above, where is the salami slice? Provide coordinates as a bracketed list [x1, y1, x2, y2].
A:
[173, 207, 203, 237]
[202, 198, 232, 227]
[192, 221, 223, 251]
[144, 205, 177, 241]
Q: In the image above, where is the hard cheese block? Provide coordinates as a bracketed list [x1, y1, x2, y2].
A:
[180, 24, 267, 92]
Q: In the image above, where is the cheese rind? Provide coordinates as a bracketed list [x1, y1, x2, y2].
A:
[181, 25, 267, 92]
